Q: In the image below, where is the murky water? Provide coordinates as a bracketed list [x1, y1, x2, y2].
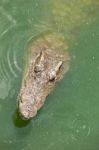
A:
[0, 0, 99, 150]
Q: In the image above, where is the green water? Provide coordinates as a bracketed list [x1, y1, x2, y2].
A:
[0, 0, 99, 150]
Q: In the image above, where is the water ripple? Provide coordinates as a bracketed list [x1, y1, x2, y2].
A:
[1, 59, 9, 81]
[13, 50, 22, 72]
[0, 6, 17, 25]
[0, 64, 4, 81]
[7, 48, 18, 78]
[0, 16, 51, 83]
[0, 24, 30, 79]
[34, 20, 52, 32]
[71, 114, 91, 140]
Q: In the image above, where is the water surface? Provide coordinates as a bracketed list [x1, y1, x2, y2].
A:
[0, 0, 99, 150]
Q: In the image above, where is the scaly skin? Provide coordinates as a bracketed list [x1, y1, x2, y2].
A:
[18, 33, 70, 120]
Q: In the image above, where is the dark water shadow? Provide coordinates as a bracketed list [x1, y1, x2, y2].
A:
[12, 109, 31, 128]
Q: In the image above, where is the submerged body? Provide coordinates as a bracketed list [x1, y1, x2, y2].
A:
[19, 33, 70, 120]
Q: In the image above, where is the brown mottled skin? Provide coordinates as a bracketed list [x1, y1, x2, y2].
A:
[19, 45, 69, 120]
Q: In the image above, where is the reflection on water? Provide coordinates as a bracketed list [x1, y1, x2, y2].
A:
[13, 109, 31, 128]
[0, 0, 99, 150]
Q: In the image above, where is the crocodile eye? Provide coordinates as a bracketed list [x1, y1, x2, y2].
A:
[49, 71, 56, 81]
[34, 64, 44, 73]
[34, 66, 39, 73]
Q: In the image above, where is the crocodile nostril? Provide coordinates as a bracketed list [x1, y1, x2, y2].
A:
[19, 102, 37, 120]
